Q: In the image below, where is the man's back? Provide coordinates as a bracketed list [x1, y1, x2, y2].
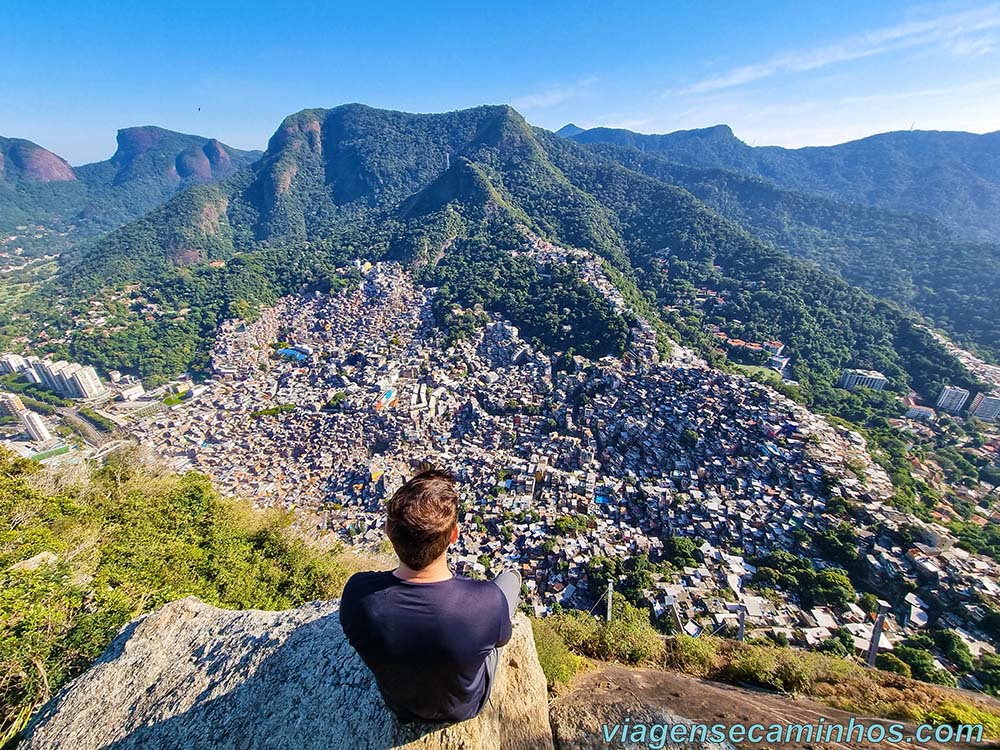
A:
[339, 571, 512, 723]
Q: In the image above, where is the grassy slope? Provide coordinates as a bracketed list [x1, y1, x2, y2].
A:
[0, 448, 355, 745]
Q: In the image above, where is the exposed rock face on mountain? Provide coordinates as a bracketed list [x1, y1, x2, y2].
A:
[89, 126, 257, 189]
[0, 137, 76, 182]
[0, 128, 260, 245]
[550, 666, 732, 750]
[20, 597, 553, 750]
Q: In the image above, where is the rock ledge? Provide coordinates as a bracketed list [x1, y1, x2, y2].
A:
[21, 596, 553, 750]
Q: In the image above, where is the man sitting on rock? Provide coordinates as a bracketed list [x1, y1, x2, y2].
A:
[340, 468, 521, 724]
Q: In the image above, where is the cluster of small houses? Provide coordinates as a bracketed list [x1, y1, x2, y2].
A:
[119, 258, 1000, 674]
[6, 238, 1000, 679]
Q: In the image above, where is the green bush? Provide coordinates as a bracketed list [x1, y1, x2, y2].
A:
[773, 651, 814, 693]
[597, 600, 665, 665]
[531, 618, 582, 688]
[548, 596, 663, 666]
[0, 447, 351, 745]
[876, 653, 913, 678]
[549, 609, 602, 655]
[666, 634, 719, 676]
[726, 645, 778, 687]
[724, 644, 820, 694]
[925, 702, 1000, 738]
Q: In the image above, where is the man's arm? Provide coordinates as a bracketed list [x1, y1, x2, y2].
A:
[492, 569, 520, 647]
[496, 612, 513, 647]
[338, 573, 361, 643]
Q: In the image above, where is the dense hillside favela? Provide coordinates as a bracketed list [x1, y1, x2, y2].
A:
[4, 103, 1000, 735]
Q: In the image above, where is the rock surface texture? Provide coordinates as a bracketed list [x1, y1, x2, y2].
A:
[21, 597, 553, 750]
[550, 666, 733, 750]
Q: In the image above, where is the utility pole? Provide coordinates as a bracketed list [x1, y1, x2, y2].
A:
[606, 580, 613, 623]
[865, 600, 892, 667]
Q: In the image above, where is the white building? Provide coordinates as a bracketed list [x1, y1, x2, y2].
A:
[838, 369, 888, 391]
[71, 365, 107, 399]
[905, 405, 936, 422]
[118, 383, 146, 401]
[0, 392, 26, 416]
[21, 411, 52, 444]
[0, 353, 28, 373]
[970, 393, 1000, 422]
[936, 385, 970, 414]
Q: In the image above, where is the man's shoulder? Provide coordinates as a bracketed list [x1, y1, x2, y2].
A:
[343, 570, 396, 601]
[451, 576, 507, 606]
[346, 569, 395, 584]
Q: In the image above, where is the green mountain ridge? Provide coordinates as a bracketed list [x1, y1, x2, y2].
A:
[15, 104, 978, 413]
[566, 124, 1000, 244]
[580, 142, 1000, 361]
[0, 127, 261, 257]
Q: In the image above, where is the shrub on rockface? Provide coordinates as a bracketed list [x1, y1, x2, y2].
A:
[530, 618, 583, 688]
[876, 653, 913, 678]
[546, 596, 664, 666]
[0, 448, 352, 746]
[665, 634, 719, 676]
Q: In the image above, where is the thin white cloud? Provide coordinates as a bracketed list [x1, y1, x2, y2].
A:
[681, 4, 1000, 95]
[610, 74, 1000, 149]
[943, 33, 997, 56]
[511, 78, 596, 110]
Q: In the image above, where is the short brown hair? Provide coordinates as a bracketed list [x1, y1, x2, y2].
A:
[385, 469, 458, 570]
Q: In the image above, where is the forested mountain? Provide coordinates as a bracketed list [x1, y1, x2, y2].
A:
[21, 104, 973, 415]
[0, 128, 260, 254]
[581, 143, 1000, 361]
[565, 124, 1000, 244]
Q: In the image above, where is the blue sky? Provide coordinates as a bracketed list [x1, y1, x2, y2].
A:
[4, 0, 1000, 163]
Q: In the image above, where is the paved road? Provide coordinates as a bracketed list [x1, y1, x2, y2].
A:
[56, 407, 112, 447]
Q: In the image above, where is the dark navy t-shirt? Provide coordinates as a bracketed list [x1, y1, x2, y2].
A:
[339, 571, 512, 723]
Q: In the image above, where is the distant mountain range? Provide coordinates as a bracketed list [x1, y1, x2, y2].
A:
[570, 140, 1000, 362]
[563, 124, 1000, 244]
[11, 103, 974, 412]
[0, 128, 260, 250]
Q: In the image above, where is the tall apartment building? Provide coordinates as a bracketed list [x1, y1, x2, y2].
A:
[34, 359, 69, 393]
[71, 365, 107, 399]
[0, 353, 28, 374]
[21, 411, 52, 444]
[838, 369, 888, 391]
[936, 385, 970, 414]
[0, 392, 26, 416]
[58, 363, 84, 397]
[7, 354, 107, 399]
[970, 393, 1000, 422]
[21, 356, 42, 385]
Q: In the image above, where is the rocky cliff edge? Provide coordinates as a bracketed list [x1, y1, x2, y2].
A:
[19, 597, 553, 750]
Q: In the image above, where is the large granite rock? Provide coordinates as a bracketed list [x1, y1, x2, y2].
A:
[21, 597, 553, 750]
[550, 665, 733, 750]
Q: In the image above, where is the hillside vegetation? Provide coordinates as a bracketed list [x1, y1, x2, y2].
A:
[567, 124, 1000, 244]
[5, 105, 974, 418]
[536, 605, 1000, 737]
[0, 448, 352, 746]
[582, 142, 1000, 362]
